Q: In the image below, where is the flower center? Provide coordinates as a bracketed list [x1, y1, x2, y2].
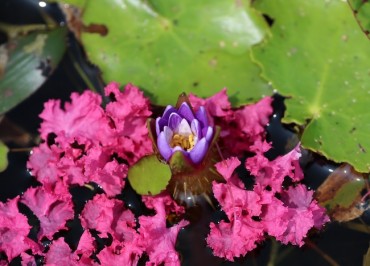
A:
[170, 134, 196, 151]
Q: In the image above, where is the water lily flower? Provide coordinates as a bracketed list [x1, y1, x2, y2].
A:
[155, 102, 214, 164]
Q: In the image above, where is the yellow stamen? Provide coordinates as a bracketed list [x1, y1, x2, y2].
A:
[170, 134, 196, 151]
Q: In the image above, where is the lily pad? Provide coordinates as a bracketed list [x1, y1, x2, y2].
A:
[315, 164, 367, 222]
[0, 27, 67, 114]
[0, 141, 8, 172]
[252, 0, 370, 172]
[128, 155, 171, 195]
[64, 0, 271, 106]
[348, 0, 370, 38]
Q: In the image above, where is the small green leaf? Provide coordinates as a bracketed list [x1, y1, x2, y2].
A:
[61, 0, 271, 106]
[348, 0, 370, 38]
[315, 164, 367, 222]
[0, 27, 67, 114]
[252, 0, 370, 172]
[0, 141, 9, 172]
[128, 155, 171, 195]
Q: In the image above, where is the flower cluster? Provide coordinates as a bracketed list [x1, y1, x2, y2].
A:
[0, 83, 329, 265]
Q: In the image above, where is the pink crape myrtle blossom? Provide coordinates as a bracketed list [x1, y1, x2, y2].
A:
[246, 142, 304, 193]
[189, 90, 273, 157]
[45, 237, 97, 266]
[207, 158, 264, 260]
[207, 143, 329, 260]
[105, 82, 153, 164]
[139, 194, 189, 266]
[81, 194, 136, 240]
[21, 187, 74, 240]
[0, 197, 40, 261]
[28, 82, 152, 197]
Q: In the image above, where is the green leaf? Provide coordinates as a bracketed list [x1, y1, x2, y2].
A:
[128, 155, 171, 195]
[0, 141, 9, 172]
[67, 0, 271, 106]
[0, 27, 67, 114]
[348, 0, 370, 38]
[315, 164, 367, 222]
[252, 0, 370, 172]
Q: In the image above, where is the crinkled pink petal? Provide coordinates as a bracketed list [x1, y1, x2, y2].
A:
[21, 187, 74, 240]
[142, 193, 185, 216]
[113, 208, 137, 242]
[207, 219, 263, 261]
[234, 96, 273, 137]
[27, 143, 62, 189]
[275, 185, 329, 246]
[138, 194, 189, 266]
[260, 197, 289, 238]
[76, 230, 95, 256]
[21, 252, 36, 266]
[214, 157, 241, 185]
[246, 143, 303, 193]
[83, 147, 128, 197]
[39, 90, 113, 146]
[45, 238, 97, 266]
[213, 182, 261, 219]
[189, 88, 232, 124]
[104, 82, 153, 164]
[97, 239, 143, 266]
[0, 197, 39, 261]
[81, 194, 135, 239]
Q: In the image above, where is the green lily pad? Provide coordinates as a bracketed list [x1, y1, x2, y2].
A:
[348, 0, 370, 38]
[128, 155, 171, 195]
[252, 0, 370, 172]
[0, 141, 9, 172]
[64, 0, 271, 106]
[0, 27, 67, 114]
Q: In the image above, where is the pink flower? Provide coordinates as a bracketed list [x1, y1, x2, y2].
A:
[21, 187, 74, 240]
[0, 197, 39, 261]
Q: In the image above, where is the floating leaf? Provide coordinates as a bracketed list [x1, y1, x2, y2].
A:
[315, 164, 367, 222]
[348, 0, 370, 38]
[252, 0, 370, 172]
[61, 0, 271, 106]
[0, 27, 67, 114]
[0, 141, 9, 172]
[128, 155, 171, 195]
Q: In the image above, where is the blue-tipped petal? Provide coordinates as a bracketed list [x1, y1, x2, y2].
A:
[177, 118, 192, 135]
[205, 126, 213, 142]
[178, 102, 195, 121]
[162, 105, 177, 120]
[189, 138, 208, 164]
[195, 106, 209, 128]
[157, 131, 173, 161]
[191, 119, 201, 139]
[168, 113, 182, 131]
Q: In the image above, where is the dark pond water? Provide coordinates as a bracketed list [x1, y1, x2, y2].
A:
[0, 1, 369, 265]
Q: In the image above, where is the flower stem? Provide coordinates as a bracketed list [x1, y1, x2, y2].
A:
[306, 240, 339, 266]
[267, 238, 279, 266]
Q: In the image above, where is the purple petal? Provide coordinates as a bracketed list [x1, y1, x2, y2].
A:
[205, 126, 213, 142]
[162, 105, 177, 120]
[177, 119, 192, 135]
[191, 119, 201, 139]
[168, 113, 182, 131]
[195, 106, 209, 128]
[178, 102, 195, 121]
[163, 126, 173, 142]
[189, 138, 208, 164]
[157, 131, 173, 161]
[156, 117, 168, 136]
